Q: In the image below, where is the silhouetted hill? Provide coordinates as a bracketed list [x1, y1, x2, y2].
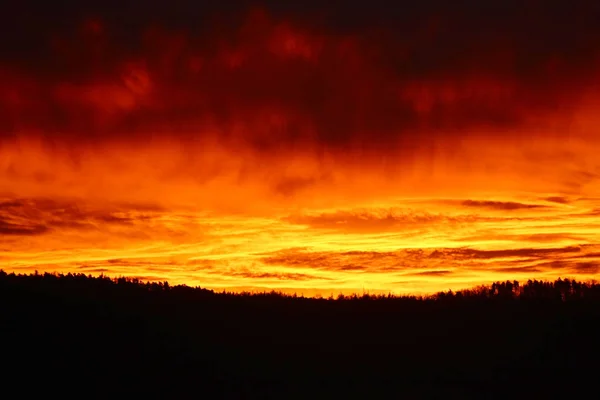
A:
[1, 270, 599, 398]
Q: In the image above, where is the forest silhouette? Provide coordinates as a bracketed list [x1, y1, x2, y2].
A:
[1, 270, 599, 398]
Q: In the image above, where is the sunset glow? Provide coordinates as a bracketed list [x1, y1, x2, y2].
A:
[2, 3, 600, 295]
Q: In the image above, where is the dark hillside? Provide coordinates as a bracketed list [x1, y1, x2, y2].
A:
[1, 271, 599, 398]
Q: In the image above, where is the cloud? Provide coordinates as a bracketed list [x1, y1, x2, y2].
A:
[452, 232, 586, 245]
[544, 196, 570, 204]
[521, 233, 584, 243]
[0, 218, 48, 236]
[579, 252, 600, 259]
[0, 200, 26, 209]
[406, 270, 453, 277]
[261, 249, 353, 270]
[261, 248, 448, 274]
[572, 262, 600, 274]
[261, 245, 593, 276]
[0, 197, 159, 236]
[490, 266, 543, 274]
[77, 266, 110, 273]
[429, 246, 581, 261]
[581, 208, 600, 217]
[3, 1, 600, 151]
[202, 265, 331, 281]
[284, 209, 457, 233]
[461, 200, 546, 211]
[93, 213, 151, 225]
[231, 270, 329, 281]
[516, 258, 600, 275]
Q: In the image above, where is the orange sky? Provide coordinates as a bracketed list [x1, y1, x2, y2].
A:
[2, 3, 600, 295]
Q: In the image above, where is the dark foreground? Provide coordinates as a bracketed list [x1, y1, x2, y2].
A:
[1, 271, 599, 398]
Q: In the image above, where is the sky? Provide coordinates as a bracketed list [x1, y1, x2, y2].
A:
[2, 0, 600, 295]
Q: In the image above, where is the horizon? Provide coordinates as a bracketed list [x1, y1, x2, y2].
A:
[3, 269, 597, 300]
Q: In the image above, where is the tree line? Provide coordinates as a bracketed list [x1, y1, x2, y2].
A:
[2, 269, 599, 303]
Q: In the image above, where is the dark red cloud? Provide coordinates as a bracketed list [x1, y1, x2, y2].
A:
[461, 200, 546, 211]
[0, 197, 156, 235]
[2, 0, 600, 152]
[429, 246, 582, 261]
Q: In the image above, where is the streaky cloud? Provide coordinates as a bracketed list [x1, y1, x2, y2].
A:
[461, 199, 546, 211]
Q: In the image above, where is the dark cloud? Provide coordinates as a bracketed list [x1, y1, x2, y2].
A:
[0, 197, 157, 235]
[102, 259, 176, 268]
[77, 266, 110, 273]
[522, 259, 582, 272]
[582, 208, 600, 217]
[261, 249, 348, 269]
[2, 1, 600, 149]
[236, 271, 328, 281]
[491, 266, 542, 274]
[0, 200, 26, 209]
[284, 210, 455, 232]
[336, 264, 368, 272]
[453, 232, 586, 244]
[115, 202, 166, 212]
[579, 252, 600, 259]
[203, 265, 330, 281]
[522, 233, 584, 242]
[544, 196, 570, 204]
[261, 248, 406, 272]
[0, 219, 48, 236]
[572, 262, 600, 274]
[261, 248, 441, 274]
[407, 270, 453, 277]
[93, 213, 151, 225]
[461, 200, 546, 211]
[430, 246, 581, 260]
[261, 246, 591, 275]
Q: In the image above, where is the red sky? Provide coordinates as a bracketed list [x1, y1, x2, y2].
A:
[1, 1, 600, 295]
